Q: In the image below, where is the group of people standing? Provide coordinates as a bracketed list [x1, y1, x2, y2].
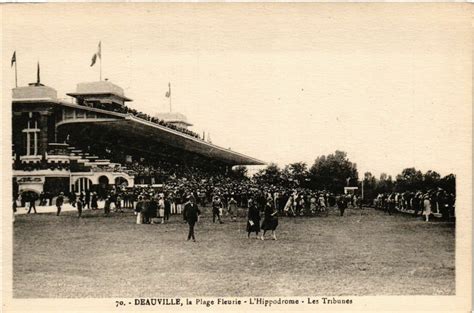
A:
[246, 197, 279, 240]
[374, 188, 455, 221]
[129, 190, 279, 242]
[134, 193, 172, 224]
[181, 193, 279, 242]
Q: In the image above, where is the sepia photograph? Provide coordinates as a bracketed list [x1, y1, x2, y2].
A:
[1, 3, 472, 312]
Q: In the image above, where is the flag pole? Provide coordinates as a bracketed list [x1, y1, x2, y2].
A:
[169, 82, 172, 112]
[37, 61, 40, 84]
[100, 52, 102, 81]
[14, 57, 18, 87]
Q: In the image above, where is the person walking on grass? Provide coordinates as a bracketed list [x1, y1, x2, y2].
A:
[261, 197, 278, 241]
[56, 192, 64, 216]
[246, 198, 260, 239]
[135, 195, 144, 224]
[104, 196, 111, 217]
[26, 192, 37, 214]
[69, 191, 76, 208]
[183, 195, 201, 242]
[164, 194, 171, 222]
[76, 197, 83, 218]
[227, 197, 238, 222]
[158, 194, 166, 224]
[84, 189, 91, 210]
[91, 192, 98, 210]
[212, 196, 224, 224]
[337, 195, 347, 217]
[423, 193, 432, 222]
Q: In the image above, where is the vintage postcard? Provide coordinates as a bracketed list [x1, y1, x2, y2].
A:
[1, 3, 472, 312]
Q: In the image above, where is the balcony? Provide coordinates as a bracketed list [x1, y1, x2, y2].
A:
[47, 143, 70, 156]
[19, 155, 42, 163]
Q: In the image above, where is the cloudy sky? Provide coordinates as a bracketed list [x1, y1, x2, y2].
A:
[2, 3, 471, 177]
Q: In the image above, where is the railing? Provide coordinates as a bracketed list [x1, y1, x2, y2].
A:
[19, 155, 42, 162]
[13, 161, 70, 171]
[47, 143, 70, 156]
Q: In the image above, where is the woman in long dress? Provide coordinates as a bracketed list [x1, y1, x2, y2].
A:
[261, 197, 278, 240]
[309, 194, 317, 215]
[423, 194, 432, 222]
[228, 197, 238, 222]
[284, 194, 295, 217]
[246, 199, 260, 238]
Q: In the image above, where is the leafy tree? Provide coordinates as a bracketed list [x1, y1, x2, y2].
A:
[309, 150, 358, 193]
[253, 163, 282, 185]
[395, 167, 423, 192]
[375, 173, 393, 194]
[362, 171, 378, 201]
[439, 173, 456, 194]
[423, 170, 441, 190]
[231, 165, 248, 180]
[284, 162, 309, 187]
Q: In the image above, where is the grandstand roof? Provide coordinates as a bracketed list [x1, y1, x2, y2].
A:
[56, 101, 265, 166]
[12, 81, 264, 166]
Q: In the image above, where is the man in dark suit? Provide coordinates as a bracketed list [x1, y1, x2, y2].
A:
[337, 195, 347, 217]
[56, 192, 64, 216]
[183, 195, 201, 242]
[25, 192, 37, 214]
[84, 190, 91, 210]
[164, 195, 171, 221]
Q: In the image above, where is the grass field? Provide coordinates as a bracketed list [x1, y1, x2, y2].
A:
[13, 207, 455, 298]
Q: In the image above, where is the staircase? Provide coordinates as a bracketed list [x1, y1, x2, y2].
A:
[66, 146, 129, 173]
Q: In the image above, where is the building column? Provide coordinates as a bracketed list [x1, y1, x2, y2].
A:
[39, 113, 50, 160]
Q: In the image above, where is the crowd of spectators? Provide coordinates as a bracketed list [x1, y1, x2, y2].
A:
[84, 101, 201, 139]
[103, 169, 361, 219]
[374, 189, 455, 221]
[13, 134, 456, 222]
[13, 161, 70, 171]
[14, 160, 455, 222]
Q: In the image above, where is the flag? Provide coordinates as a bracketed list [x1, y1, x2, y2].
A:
[165, 82, 171, 98]
[90, 54, 97, 67]
[11, 51, 16, 67]
[90, 41, 101, 67]
[37, 62, 40, 84]
[97, 41, 102, 58]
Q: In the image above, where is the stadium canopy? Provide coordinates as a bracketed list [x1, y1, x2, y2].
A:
[52, 101, 265, 166]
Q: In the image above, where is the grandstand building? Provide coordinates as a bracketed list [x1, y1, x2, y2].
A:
[12, 80, 264, 198]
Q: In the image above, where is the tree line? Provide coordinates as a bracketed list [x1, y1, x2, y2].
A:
[232, 150, 455, 200]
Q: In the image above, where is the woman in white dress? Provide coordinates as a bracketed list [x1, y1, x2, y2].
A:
[423, 194, 431, 222]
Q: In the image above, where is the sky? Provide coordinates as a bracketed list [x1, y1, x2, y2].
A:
[2, 3, 472, 178]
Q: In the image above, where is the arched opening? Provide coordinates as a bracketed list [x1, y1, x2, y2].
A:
[74, 177, 93, 193]
[98, 175, 109, 198]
